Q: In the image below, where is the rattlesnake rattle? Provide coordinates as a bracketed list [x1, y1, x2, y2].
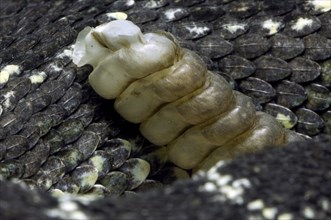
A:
[72, 20, 306, 173]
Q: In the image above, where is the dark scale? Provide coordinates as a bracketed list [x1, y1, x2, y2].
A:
[39, 81, 67, 104]
[262, 0, 295, 16]
[19, 151, 43, 178]
[305, 84, 331, 111]
[53, 175, 80, 194]
[141, 21, 170, 33]
[57, 83, 83, 115]
[303, 34, 331, 61]
[195, 35, 233, 59]
[289, 57, 321, 83]
[74, 131, 101, 160]
[68, 104, 95, 127]
[2, 135, 29, 160]
[276, 80, 307, 109]
[170, 0, 204, 7]
[218, 55, 256, 79]
[207, 0, 234, 4]
[320, 59, 331, 87]
[102, 138, 132, 170]
[270, 34, 305, 60]
[189, 6, 225, 22]
[253, 55, 291, 82]
[99, 171, 128, 196]
[86, 122, 114, 144]
[0, 113, 23, 138]
[318, 12, 331, 38]
[128, 10, 159, 24]
[43, 104, 67, 127]
[239, 77, 276, 104]
[26, 113, 53, 137]
[28, 140, 50, 165]
[56, 67, 77, 89]
[50, 26, 77, 48]
[322, 111, 331, 135]
[295, 108, 325, 136]
[56, 147, 84, 173]
[57, 119, 85, 144]
[18, 51, 45, 70]
[0, 36, 16, 55]
[18, 125, 41, 150]
[234, 34, 271, 59]
[35, 156, 66, 190]
[44, 130, 65, 155]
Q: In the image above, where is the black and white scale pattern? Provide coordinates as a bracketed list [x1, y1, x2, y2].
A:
[1, 136, 330, 220]
[0, 0, 330, 219]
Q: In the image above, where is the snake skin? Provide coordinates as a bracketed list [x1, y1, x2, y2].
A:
[0, 0, 330, 213]
[1, 136, 330, 220]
